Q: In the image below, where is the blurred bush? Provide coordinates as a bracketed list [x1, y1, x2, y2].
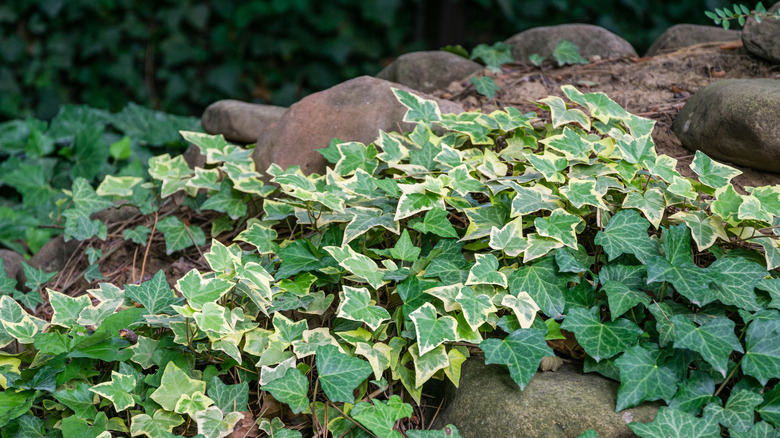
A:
[0, 0, 730, 120]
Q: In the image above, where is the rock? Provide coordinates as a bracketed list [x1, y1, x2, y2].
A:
[504, 24, 637, 62]
[743, 1, 780, 63]
[92, 205, 139, 224]
[645, 24, 741, 56]
[0, 249, 26, 289]
[28, 235, 80, 274]
[183, 144, 206, 169]
[202, 100, 287, 144]
[433, 359, 659, 438]
[672, 79, 780, 172]
[252, 76, 464, 178]
[376, 51, 483, 93]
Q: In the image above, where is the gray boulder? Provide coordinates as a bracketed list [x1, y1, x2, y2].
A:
[433, 359, 659, 438]
[645, 24, 741, 56]
[376, 51, 483, 93]
[743, 1, 780, 63]
[252, 76, 464, 179]
[202, 100, 287, 144]
[673, 79, 780, 172]
[504, 24, 637, 62]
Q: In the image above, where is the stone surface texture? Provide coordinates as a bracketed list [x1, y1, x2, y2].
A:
[673, 78, 780, 172]
[504, 24, 637, 62]
[742, 2, 780, 63]
[28, 235, 80, 274]
[202, 99, 287, 144]
[252, 75, 464, 179]
[432, 359, 659, 438]
[0, 249, 26, 289]
[376, 51, 483, 93]
[645, 24, 741, 56]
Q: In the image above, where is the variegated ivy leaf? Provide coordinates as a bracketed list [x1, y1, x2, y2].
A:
[425, 283, 466, 312]
[194, 302, 233, 335]
[435, 144, 465, 170]
[150, 361, 206, 411]
[48, 289, 91, 328]
[561, 85, 629, 123]
[291, 327, 343, 358]
[649, 154, 682, 183]
[206, 144, 253, 166]
[508, 257, 567, 318]
[410, 207, 459, 238]
[454, 286, 496, 331]
[509, 182, 563, 216]
[409, 343, 450, 386]
[175, 269, 233, 310]
[559, 178, 607, 209]
[477, 149, 507, 179]
[130, 411, 184, 438]
[534, 208, 582, 249]
[156, 216, 206, 255]
[89, 371, 137, 412]
[670, 211, 727, 251]
[234, 222, 279, 254]
[462, 203, 509, 241]
[623, 188, 666, 229]
[334, 141, 378, 177]
[96, 175, 142, 197]
[195, 406, 243, 438]
[465, 254, 508, 288]
[342, 206, 400, 245]
[523, 233, 565, 263]
[690, 150, 741, 189]
[187, 167, 221, 191]
[316, 344, 373, 404]
[438, 113, 493, 145]
[338, 168, 377, 199]
[525, 151, 568, 183]
[355, 342, 394, 380]
[410, 302, 458, 356]
[537, 95, 591, 131]
[324, 245, 387, 289]
[738, 194, 774, 223]
[594, 209, 659, 264]
[612, 129, 656, 167]
[77, 297, 122, 328]
[175, 390, 215, 418]
[448, 165, 484, 195]
[750, 185, 780, 212]
[336, 286, 391, 331]
[501, 292, 540, 329]
[489, 217, 529, 257]
[271, 312, 308, 345]
[539, 126, 595, 162]
[668, 175, 698, 200]
[395, 182, 447, 221]
[376, 130, 409, 164]
[390, 230, 421, 262]
[392, 87, 442, 125]
[180, 130, 229, 154]
[711, 185, 742, 224]
[148, 153, 195, 198]
[480, 327, 553, 390]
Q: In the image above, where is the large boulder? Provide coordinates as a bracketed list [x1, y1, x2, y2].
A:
[28, 235, 80, 274]
[376, 51, 483, 93]
[202, 100, 287, 144]
[252, 76, 465, 178]
[645, 24, 741, 56]
[673, 79, 780, 172]
[433, 359, 659, 438]
[742, 1, 780, 63]
[504, 24, 637, 62]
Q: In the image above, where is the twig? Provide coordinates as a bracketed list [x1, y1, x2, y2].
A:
[140, 211, 159, 281]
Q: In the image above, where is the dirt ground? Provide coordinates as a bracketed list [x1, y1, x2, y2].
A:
[437, 41, 780, 192]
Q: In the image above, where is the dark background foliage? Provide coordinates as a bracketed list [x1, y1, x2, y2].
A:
[1, 0, 732, 120]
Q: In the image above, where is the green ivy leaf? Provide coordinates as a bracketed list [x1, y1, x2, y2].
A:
[480, 328, 553, 390]
[337, 286, 391, 331]
[628, 406, 720, 438]
[561, 307, 642, 362]
[409, 303, 458, 356]
[392, 88, 441, 125]
[410, 207, 458, 238]
[150, 361, 207, 411]
[671, 315, 743, 377]
[200, 180, 247, 219]
[48, 289, 91, 328]
[704, 390, 763, 433]
[742, 319, 780, 386]
[194, 406, 242, 438]
[690, 150, 741, 189]
[508, 257, 568, 318]
[89, 371, 136, 412]
[234, 222, 280, 254]
[260, 367, 310, 414]
[668, 371, 717, 415]
[594, 209, 659, 263]
[352, 395, 413, 438]
[22, 263, 57, 291]
[708, 257, 765, 311]
[729, 421, 778, 438]
[465, 254, 507, 288]
[124, 270, 177, 315]
[130, 411, 184, 438]
[603, 281, 651, 321]
[552, 40, 589, 66]
[53, 380, 97, 420]
[614, 345, 679, 411]
[534, 208, 582, 249]
[390, 230, 421, 262]
[316, 344, 372, 404]
[469, 76, 500, 98]
[123, 225, 151, 245]
[156, 216, 206, 255]
[208, 376, 249, 414]
[175, 269, 233, 310]
[406, 425, 462, 438]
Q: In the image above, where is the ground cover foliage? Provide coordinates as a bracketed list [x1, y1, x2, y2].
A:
[1, 87, 780, 437]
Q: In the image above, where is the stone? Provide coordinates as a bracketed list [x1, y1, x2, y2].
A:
[742, 1, 780, 63]
[0, 249, 26, 289]
[645, 24, 741, 56]
[504, 24, 637, 62]
[376, 51, 483, 93]
[432, 359, 659, 438]
[202, 100, 287, 144]
[28, 235, 80, 274]
[183, 144, 206, 169]
[673, 79, 780, 172]
[252, 76, 464, 178]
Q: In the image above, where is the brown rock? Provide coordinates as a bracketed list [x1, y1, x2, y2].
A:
[252, 76, 465, 178]
[505, 24, 637, 62]
[743, 1, 780, 63]
[202, 100, 287, 144]
[645, 24, 741, 56]
[376, 51, 483, 93]
[28, 235, 80, 274]
[0, 249, 26, 289]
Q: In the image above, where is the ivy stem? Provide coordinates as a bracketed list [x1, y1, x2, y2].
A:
[714, 357, 742, 397]
[658, 282, 668, 302]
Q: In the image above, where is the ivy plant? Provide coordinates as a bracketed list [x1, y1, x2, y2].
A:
[1, 86, 779, 437]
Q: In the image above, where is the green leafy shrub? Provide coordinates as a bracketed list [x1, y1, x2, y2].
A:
[2, 87, 780, 437]
[0, 104, 200, 255]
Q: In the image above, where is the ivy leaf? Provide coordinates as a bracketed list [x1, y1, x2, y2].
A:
[670, 210, 727, 252]
[465, 254, 507, 288]
[623, 188, 665, 229]
[480, 328, 553, 390]
[337, 286, 391, 331]
[613, 131, 656, 168]
[409, 343, 450, 386]
[742, 319, 780, 386]
[272, 313, 308, 344]
[334, 141, 378, 177]
[667, 176, 698, 200]
[669, 371, 717, 415]
[48, 289, 91, 328]
[208, 376, 249, 413]
[526, 151, 568, 183]
[352, 395, 413, 438]
[71, 177, 114, 214]
[603, 281, 651, 321]
[259, 367, 310, 414]
[561, 85, 630, 123]
[22, 263, 57, 291]
[316, 344, 372, 404]
[552, 40, 589, 66]
[200, 180, 247, 219]
[561, 307, 642, 362]
[130, 411, 184, 438]
[123, 225, 151, 245]
[501, 292, 540, 329]
[540, 127, 594, 161]
[409, 303, 458, 356]
[276, 240, 330, 280]
[707, 257, 765, 311]
[89, 371, 137, 412]
[507, 257, 567, 318]
[235, 223, 280, 254]
[150, 361, 207, 411]
[96, 175, 142, 197]
[509, 183, 563, 216]
[410, 207, 458, 238]
[628, 406, 720, 438]
[156, 216, 206, 255]
[470, 42, 513, 72]
[538, 95, 590, 131]
[711, 185, 743, 224]
[343, 206, 400, 245]
[470, 76, 500, 98]
[390, 230, 421, 262]
[489, 217, 529, 257]
[376, 131, 409, 164]
[355, 342, 394, 380]
[194, 406, 243, 438]
[534, 208, 582, 249]
[324, 245, 387, 289]
[690, 150, 741, 189]
[392, 88, 441, 125]
[175, 269, 233, 310]
[124, 270, 177, 315]
[614, 345, 679, 411]
[455, 286, 496, 331]
[406, 425, 462, 438]
[594, 209, 659, 263]
[730, 422, 778, 438]
[560, 178, 607, 209]
[703, 390, 763, 433]
[671, 316, 743, 378]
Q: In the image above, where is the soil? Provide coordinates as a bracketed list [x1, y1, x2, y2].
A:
[437, 41, 780, 192]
